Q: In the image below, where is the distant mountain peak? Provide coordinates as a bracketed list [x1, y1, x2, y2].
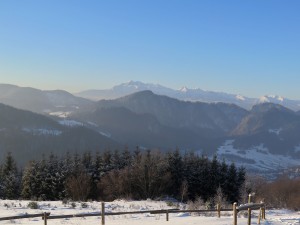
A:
[259, 96, 270, 103]
[179, 86, 189, 92]
[124, 80, 143, 87]
[235, 95, 246, 101]
[259, 95, 285, 103]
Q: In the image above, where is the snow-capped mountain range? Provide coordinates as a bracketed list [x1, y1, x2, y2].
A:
[76, 81, 300, 111]
[1, 82, 300, 177]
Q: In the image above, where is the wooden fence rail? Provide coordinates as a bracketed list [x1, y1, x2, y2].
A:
[0, 202, 266, 225]
[0, 212, 50, 221]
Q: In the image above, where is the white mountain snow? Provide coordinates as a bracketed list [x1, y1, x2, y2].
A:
[75, 81, 300, 111]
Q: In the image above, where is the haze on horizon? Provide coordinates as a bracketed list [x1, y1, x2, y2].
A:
[0, 1, 299, 99]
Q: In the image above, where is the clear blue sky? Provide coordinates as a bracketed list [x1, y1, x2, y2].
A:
[0, 0, 299, 98]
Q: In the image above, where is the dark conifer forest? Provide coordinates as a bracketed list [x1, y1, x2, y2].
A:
[0, 149, 245, 203]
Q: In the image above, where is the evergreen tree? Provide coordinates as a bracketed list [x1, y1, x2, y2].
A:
[35, 157, 48, 200]
[111, 150, 122, 170]
[44, 153, 62, 200]
[71, 153, 82, 175]
[89, 152, 103, 199]
[0, 164, 3, 198]
[120, 146, 132, 168]
[237, 166, 246, 201]
[102, 151, 113, 175]
[219, 159, 228, 194]
[167, 149, 183, 198]
[21, 160, 38, 199]
[208, 155, 220, 198]
[82, 151, 93, 174]
[224, 163, 238, 203]
[1, 152, 20, 199]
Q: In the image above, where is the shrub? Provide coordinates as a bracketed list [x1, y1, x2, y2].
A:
[81, 202, 88, 208]
[62, 198, 69, 205]
[71, 202, 76, 208]
[27, 202, 39, 209]
[166, 201, 174, 207]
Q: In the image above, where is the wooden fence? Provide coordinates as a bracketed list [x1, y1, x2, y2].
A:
[0, 202, 266, 225]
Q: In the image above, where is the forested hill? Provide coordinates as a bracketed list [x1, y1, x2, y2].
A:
[1, 88, 300, 174]
[0, 103, 119, 165]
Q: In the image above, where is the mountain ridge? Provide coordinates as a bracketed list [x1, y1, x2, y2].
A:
[1, 83, 300, 175]
[75, 81, 300, 111]
[0, 103, 120, 165]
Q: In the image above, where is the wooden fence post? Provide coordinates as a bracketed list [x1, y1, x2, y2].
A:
[166, 210, 169, 221]
[258, 207, 261, 224]
[247, 208, 251, 225]
[233, 203, 237, 225]
[43, 212, 47, 225]
[101, 202, 105, 225]
[217, 204, 221, 218]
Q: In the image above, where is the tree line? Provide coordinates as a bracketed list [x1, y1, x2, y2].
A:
[0, 148, 245, 204]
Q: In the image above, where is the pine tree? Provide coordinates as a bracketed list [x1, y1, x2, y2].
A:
[208, 155, 220, 198]
[102, 151, 113, 174]
[237, 166, 246, 201]
[90, 152, 103, 199]
[167, 149, 183, 198]
[120, 146, 132, 168]
[21, 160, 38, 199]
[224, 163, 238, 203]
[44, 153, 62, 200]
[111, 150, 122, 170]
[0, 164, 3, 198]
[82, 151, 93, 174]
[35, 157, 48, 200]
[1, 152, 20, 199]
[219, 159, 228, 194]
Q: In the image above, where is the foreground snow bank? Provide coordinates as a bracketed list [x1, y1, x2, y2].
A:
[0, 200, 298, 225]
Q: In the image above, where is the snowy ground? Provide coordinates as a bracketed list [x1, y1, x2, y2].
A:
[217, 140, 300, 172]
[0, 200, 299, 225]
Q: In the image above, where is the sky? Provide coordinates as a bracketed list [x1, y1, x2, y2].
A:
[0, 0, 299, 99]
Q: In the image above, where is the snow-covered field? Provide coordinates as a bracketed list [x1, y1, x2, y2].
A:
[217, 140, 300, 172]
[0, 200, 299, 225]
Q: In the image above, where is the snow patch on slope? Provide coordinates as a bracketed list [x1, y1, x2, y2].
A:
[87, 121, 99, 127]
[49, 111, 72, 118]
[217, 140, 300, 171]
[268, 128, 282, 135]
[22, 128, 62, 136]
[59, 119, 83, 127]
[99, 131, 111, 138]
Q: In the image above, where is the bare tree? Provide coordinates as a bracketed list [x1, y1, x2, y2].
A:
[65, 172, 91, 201]
[213, 186, 228, 208]
[180, 180, 188, 202]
